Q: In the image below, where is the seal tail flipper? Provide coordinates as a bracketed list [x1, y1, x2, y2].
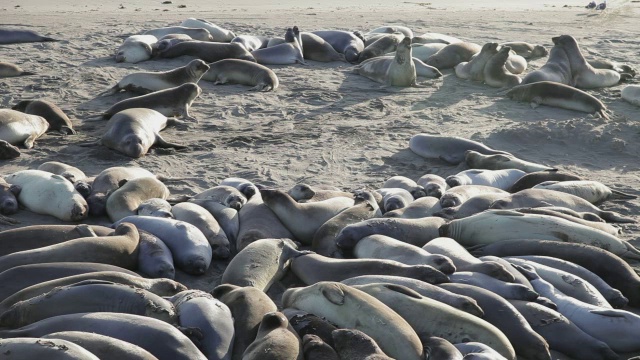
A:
[98, 85, 119, 97]
[167, 194, 191, 204]
[19, 71, 36, 76]
[154, 134, 187, 150]
[77, 140, 101, 147]
[42, 37, 59, 42]
[609, 189, 638, 200]
[622, 242, 640, 261]
[600, 210, 635, 223]
[59, 126, 76, 135]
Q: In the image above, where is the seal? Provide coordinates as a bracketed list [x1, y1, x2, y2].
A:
[506, 81, 610, 119]
[137, 230, 175, 279]
[0, 224, 111, 257]
[283, 309, 338, 348]
[220, 177, 258, 199]
[335, 216, 446, 249]
[136, 198, 173, 218]
[103, 83, 201, 122]
[532, 180, 636, 203]
[483, 46, 522, 88]
[410, 43, 448, 61]
[434, 193, 507, 220]
[508, 171, 581, 193]
[231, 35, 269, 52]
[0, 223, 139, 273]
[106, 176, 169, 222]
[87, 166, 155, 216]
[0, 178, 20, 215]
[101, 108, 186, 158]
[0, 140, 20, 160]
[0, 337, 99, 360]
[622, 85, 640, 106]
[243, 312, 303, 360]
[312, 30, 365, 63]
[156, 40, 255, 63]
[358, 33, 405, 63]
[511, 207, 619, 235]
[115, 35, 157, 63]
[446, 169, 525, 190]
[301, 32, 345, 62]
[202, 59, 279, 91]
[36, 162, 89, 198]
[4, 169, 88, 221]
[331, 329, 393, 360]
[465, 150, 556, 172]
[287, 184, 353, 203]
[355, 37, 419, 87]
[194, 185, 247, 210]
[282, 282, 424, 360]
[422, 337, 463, 360]
[0, 109, 48, 149]
[454, 42, 499, 81]
[0, 312, 207, 360]
[290, 253, 448, 285]
[114, 215, 212, 275]
[302, 334, 339, 360]
[103, 59, 209, 95]
[588, 58, 636, 76]
[408, 134, 511, 164]
[522, 39, 572, 85]
[0, 28, 58, 44]
[441, 185, 505, 210]
[172, 202, 231, 259]
[235, 192, 294, 252]
[169, 290, 235, 360]
[144, 26, 213, 41]
[426, 42, 482, 69]
[449, 271, 539, 301]
[505, 51, 527, 74]
[416, 174, 447, 198]
[252, 28, 305, 65]
[367, 25, 413, 38]
[412, 32, 461, 45]
[189, 199, 239, 246]
[181, 18, 236, 42]
[382, 176, 426, 199]
[454, 342, 511, 359]
[0, 62, 35, 77]
[376, 188, 414, 213]
[500, 42, 548, 59]
[211, 284, 278, 360]
[221, 238, 307, 292]
[383, 196, 441, 219]
[42, 331, 159, 360]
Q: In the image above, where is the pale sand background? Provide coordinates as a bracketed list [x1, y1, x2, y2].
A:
[1, 0, 640, 337]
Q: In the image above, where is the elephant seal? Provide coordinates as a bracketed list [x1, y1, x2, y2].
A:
[355, 37, 418, 87]
[252, 28, 305, 65]
[37, 162, 89, 197]
[622, 85, 640, 106]
[410, 43, 448, 61]
[222, 238, 307, 292]
[138, 230, 175, 279]
[554, 35, 626, 89]
[454, 343, 509, 359]
[512, 207, 620, 235]
[522, 40, 572, 85]
[335, 217, 446, 248]
[220, 177, 258, 199]
[283, 309, 338, 348]
[287, 184, 353, 203]
[465, 150, 556, 172]
[455, 42, 499, 81]
[508, 171, 581, 193]
[114, 216, 212, 275]
[506, 81, 609, 119]
[505, 52, 528, 74]
[367, 25, 413, 38]
[301, 32, 345, 62]
[156, 40, 255, 63]
[0, 178, 20, 215]
[172, 202, 231, 259]
[103, 83, 201, 121]
[589, 58, 636, 76]
[12, 100, 74, 135]
[291, 253, 448, 285]
[448, 271, 539, 301]
[0, 62, 35, 77]
[169, 290, 234, 360]
[422, 337, 463, 360]
[446, 169, 525, 190]
[331, 329, 393, 360]
[358, 33, 404, 63]
[413, 33, 461, 45]
[0, 224, 111, 257]
[283, 282, 424, 360]
[42, 331, 159, 360]
[106, 176, 169, 222]
[426, 42, 481, 69]
[484, 46, 522, 88]
[202, 59, 279, 91]
[0, 28, 58, 44]
[0, 109, 48, 148]
[194, 185, 247, 210]
[211, 284, 278, 360]
[302, 334, 339, 360]
[243, 312, 303, 360]
[0, 312, 207, 360]
[231, 35, 269, 52]
[500, 42, 548, 59]
[433, 193, 508, 220]
[312, 30, 365, 63]
[103, 59, 209, 95]
[0, 280, 176, 328]
[532, 180, 636, 203]
[144, 26, 213, 41]
[87, 166, 155, 216]
[189, 199, 239, 247]
[0, 140, 20, 160]
[4, 170, 87, 221]
[439, 185, 508, 208]
[416, 174, 447, 198]
[376, 188, 414, 213]
[383, 196, 441, 219]
[115, 35, 157, 63]
[382, 176, 426, 199]
[181, 18, 236, 42]
[136, 198, 173, 218]
[235, 192, 294, 251]
[0, 337, 99, 360]
[408, 134, 511, 164]
[101, 108, 186, 158]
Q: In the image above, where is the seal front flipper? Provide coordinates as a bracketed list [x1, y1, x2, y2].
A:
[589, 309, 628, 318]
[154, 134, 187, 149]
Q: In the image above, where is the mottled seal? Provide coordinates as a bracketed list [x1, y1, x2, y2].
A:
[42, 331, 159, 360]
[455, 42, 499, 81]
[312, 30, 365, 63]
[252, 28, 305, 65]
[0, 337, 99, 359]
[465, 150, 555, 172]
[243, 312, 303, 360]
[172, 202, 231, 259]
[106, 176, 169, 222]
[87, 166, 155, 216]
[355, 37, 418, 87]
[506, 81, 609, 119]
[302, 334, 339, 360]
[408, 134, 510, 164]
[0, 28, 58, 44]
[144, 26, 213, 41]
[483, 46, 522, 88]
[103, 83, 201, 122]
[622, 85, 640, 106]
[522, 40, 572, 85]
[0, 109, 48, 148]
[426, 42, 481, 69]
[181, 18, 236, 42]
[115, 35, 157, 63]
[331, 329, 393, 360]
[0, 62, 35, 77]
[301, 32, 345, 62]
[202, 59, 279, 91]
[103, 59, 209, 95]
[156, 40, 255, 63]
[101, 108, 186, 158]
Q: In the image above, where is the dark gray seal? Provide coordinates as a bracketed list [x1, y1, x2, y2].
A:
[522, 38, 572, 85]
[0, 178, 20, 215]
[0, 28, 58, 44]
[202, 59, 279, 91]
[311, 30, 365, 63]
[12, 99, 75, 135]
[103, 83, 201, 121]
[301, 32, 345, 62]
[156, 40, 255, 63]
[138, 230, 175, 279]
[42, 331, 159, 360]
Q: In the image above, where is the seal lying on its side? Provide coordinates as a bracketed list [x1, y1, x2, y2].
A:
[202, 59, 279, 91]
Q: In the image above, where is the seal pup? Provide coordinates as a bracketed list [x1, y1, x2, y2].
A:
[136, 198, 173, 218]
[231, 35, 269, 52]
[382, 176, 426, 199]
[532, 180, 636, 203]
[202, 59, 279, 91]
[465, 150, 556, 172]
[522, 40, 572, 85]
[87, 166, 155, 217]
[101, 108, 186, 158]
[156, 40, 255, 63]
[0, 109, 48, 149]
[0, 140, 20, 160]
[622, 84, 640, 106]
[416, 174, 447, 198]
[383, 196, 442, 219]
[172, 202, 231, 259]
[554, 35, 627, 89]
[508, 171, 581, 193]
[41, 331, 159, 360]
[376, 188, 414, 213]
[103, 83, 201, 121]
[115, 35, 157, 63]
[103, 59, 209, 95]
[251, 28, 306, 65]
[367, 25, 413, 38]
[454, 42, 499, 81]
[355, 37, 419, 87]
[426, 42, 482, 69]
[331, 329, 393, 360]
[483, 46, 522, 88]
[311, 30, 365, 63]
[106, 176, 170, 222]
[0, 178, 20, 215]
[0, 28, 58, 44]
[408, 134, 511, 164]
[287, 184, 353, 202]
[0, 62, 35, 77]
[243, 312, 303, 360]
[303, 334, 339, 360]
[445, 169, 526, 191]
[144, 26, 213, 41]
[0, 337, 100, 359]
[12, 100, 75, 135]
[37, 161, 90, 198]
[500, 42, 548, 59]
[301, 32, 345, 62]
[181, 18, 236, 42]
[220, 177, 258, 199]
[193, 185, 247, 210]
[506, 81, 609, 119]
[358, 33, 405, 63]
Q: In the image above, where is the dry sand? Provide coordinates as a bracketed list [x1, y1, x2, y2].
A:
[1, 0, 640, 349]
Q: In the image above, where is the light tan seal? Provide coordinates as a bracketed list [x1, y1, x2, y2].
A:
[0, 61, 35, 77]
[106, 176, 169, 222]
[455, 42, 499, 81]
[115, 35, 157, 63]
[465, 150, 556, 172]
[426, 42, 481, 69]
[483, 46, 521, 88]
[355, 37, 419, 87]
[0, 109, 48, 149]
[202, 59, 279, 91]
[12, 99, 75, 135]
[181, 18, 236, 42]
[144, 26, 213, 41]
[500, 42, 548, 59]
[622, 85, 640, 106]
[243, 312, 303, 360]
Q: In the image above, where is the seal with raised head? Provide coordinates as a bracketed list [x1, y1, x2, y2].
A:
[408, 134, 511, 164]
[101, 108, 186, 158]
[181, 18, 236, 42]
[202, 59, 279, 91]
[144, 26, 213, 41]
[483, 46, 522, 88]
[243, 312, 303, 360]
[156, 40, 255, 63]
[300, 32, 345, 62]
[0, 109, 48, 149]
[103, 83, 201, 122]
[355, 37, 419, 87]
[86, 166, 155, 217]
[426, 42, 482, 69]
[522, 40, 572, 85]
[500, 42, 548, 59]
[0, 337, 100, 360]
[0, 62, 35, 77]
[103, 59, 209, 95]
[115, 35, 157, 63]
[251, 28, 305, 65]
[312, 30, 365, 63]
[0, 28, 58, 44]
[465, 150, 556, 172]
[455, 42, 499, 81]
[106, 176, 169, 222]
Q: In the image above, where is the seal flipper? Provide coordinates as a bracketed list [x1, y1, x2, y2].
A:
[23, 134, 38, 149]
[154, 134, 187, 150]
[609, 189, 638, 200]
[59, 126, 76, 135]
[18, 71, 36, 76]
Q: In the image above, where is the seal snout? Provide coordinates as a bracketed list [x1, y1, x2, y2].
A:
[212, 244, 231, 259]
[0, 197, 19, 215]
[433, 256, 456, 274]
[70, 202, 89, 221]
[188, 258, 208, 275]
